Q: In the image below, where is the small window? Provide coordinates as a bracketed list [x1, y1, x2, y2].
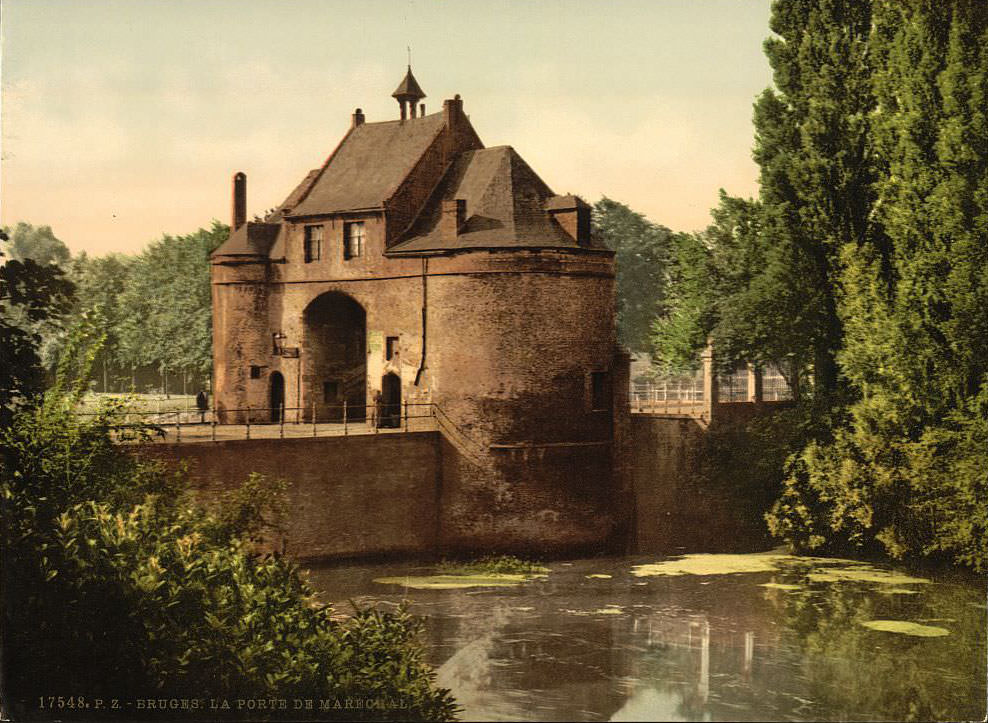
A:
[323, 381, 339, 403]
[304, 225, 323, 263]
[590, 371, 610, 411]
[385, 336, 399, 361]
[343, 221, 365, 259]
[250, 365, 262, 379]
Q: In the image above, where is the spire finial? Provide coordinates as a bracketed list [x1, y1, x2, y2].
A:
[407, 46, 411, 67]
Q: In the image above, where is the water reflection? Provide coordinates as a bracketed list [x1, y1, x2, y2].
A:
[307, 556, 986, 722]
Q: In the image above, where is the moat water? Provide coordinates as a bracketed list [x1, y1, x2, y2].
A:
[307, 552, 986, 722]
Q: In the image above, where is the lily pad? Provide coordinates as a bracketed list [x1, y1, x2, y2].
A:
[586, 574, 613, 579]
[631, 553, 790, 577]
[806, 567, 930, 585]
[373, 573, 534, 589]
[860, 620, 950, 637]
[759, 582, 802, 591]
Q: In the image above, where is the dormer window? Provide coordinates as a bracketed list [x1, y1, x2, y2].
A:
[304, 225, 323, 263]
[344, 222, 365, 259]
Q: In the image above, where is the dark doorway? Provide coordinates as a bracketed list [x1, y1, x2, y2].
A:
[379, 373, 401, 428]
[270, 371, 285, 422]
[302, 292, 366, 422]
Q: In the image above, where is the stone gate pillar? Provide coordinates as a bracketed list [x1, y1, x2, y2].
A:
[701, 340, 718, 424]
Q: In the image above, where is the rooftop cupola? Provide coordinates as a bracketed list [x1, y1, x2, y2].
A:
[392, 65, 426, 120]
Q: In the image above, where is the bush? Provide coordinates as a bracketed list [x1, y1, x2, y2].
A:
[435, 555, 546, 576]
[766, 386, 988, 572]
[1, 392, 458, 720]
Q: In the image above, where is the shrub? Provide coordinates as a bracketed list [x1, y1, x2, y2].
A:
[1, 392, 458, 720]
[435, 555, 546, 576]
[766, 386, 988, 572]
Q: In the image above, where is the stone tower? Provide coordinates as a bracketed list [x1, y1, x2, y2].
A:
[211, 70, 628, 555]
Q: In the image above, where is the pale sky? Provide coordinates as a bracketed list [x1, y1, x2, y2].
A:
[1, 0, 774, 256]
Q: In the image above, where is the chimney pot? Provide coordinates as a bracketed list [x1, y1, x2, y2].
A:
[352, 108, 365, 127]
[232, 172, 247, 231]
[440, 199, 467, 242]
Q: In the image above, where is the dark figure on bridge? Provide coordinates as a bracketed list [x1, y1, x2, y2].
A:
[195, 390, 208, 423]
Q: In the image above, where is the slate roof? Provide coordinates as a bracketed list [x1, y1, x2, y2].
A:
[392, 67, 426, 101]
[388, 146, 606, 254]
[212, 222, 281, 257]
[288, 112, 445, 217]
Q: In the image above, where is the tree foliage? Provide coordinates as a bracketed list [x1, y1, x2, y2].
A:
[115, 223, 223, 379]
[649, 0, 988, 571]
[0, 237, 75, 425]
[593, 197, 674, 354]
[765, 0, 988, 570]
[26, 222, 227, 393]
[653, 0, 877, 393]
[0, 330, 458, 721]
[1, 222, 71, 267]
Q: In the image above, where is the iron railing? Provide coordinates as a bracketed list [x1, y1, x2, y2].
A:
[75, 401, 436, 444]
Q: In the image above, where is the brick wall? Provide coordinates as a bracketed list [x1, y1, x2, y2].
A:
[141, 432, 441, 560]
[628, 416, 773, 554]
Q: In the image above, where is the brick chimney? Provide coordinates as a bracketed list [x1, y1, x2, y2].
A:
[443, 94, 463, 130]
[352, 107, 365, 128]
[546, 194, 590, 246]
[232, 172, 246, 231]
[440, 199, 467, 242]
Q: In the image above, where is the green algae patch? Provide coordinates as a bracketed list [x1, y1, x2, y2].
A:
[860, 620, 950, 637]
[806, 567, 930, 586]
[373, 573, 535, 590]
[631, 553, 790, 577]
[759, 582, 802, 591]
[586, 574, 613, 579]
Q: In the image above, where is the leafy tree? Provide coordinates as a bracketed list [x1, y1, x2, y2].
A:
[0, 237, 75, 426]
[1, 222, 71, 267]
[117, 222, 226, 392]
[654, 1, 877, 393]
[593, 198, 673, 354]
[62, 253, 134, 391]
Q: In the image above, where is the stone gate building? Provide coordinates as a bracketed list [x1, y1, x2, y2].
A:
[210, 69, 629, 554]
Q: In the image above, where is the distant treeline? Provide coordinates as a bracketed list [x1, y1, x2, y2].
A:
[1, 220, 226, 396]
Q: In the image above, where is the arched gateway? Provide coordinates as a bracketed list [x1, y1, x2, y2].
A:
[302, 292, 366, 422]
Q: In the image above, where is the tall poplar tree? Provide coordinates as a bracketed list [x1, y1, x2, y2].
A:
[651, 0, 878, 393]
[769, 0, 988, 569]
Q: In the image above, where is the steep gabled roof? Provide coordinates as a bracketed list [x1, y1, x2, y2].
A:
[388, 146, 601, 253]
[288, 112, 446, 217]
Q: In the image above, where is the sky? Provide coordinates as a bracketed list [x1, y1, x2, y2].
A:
[1, 0, 775, 256]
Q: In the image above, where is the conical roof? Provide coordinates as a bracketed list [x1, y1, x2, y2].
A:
[392, 66, 426, 101]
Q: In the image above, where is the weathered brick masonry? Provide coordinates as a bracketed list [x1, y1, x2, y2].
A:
[143, 433, 441, 560]
[208, 69, 629, 557]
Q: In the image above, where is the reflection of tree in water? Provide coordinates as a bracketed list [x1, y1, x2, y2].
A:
[773, 581, 986, 721]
